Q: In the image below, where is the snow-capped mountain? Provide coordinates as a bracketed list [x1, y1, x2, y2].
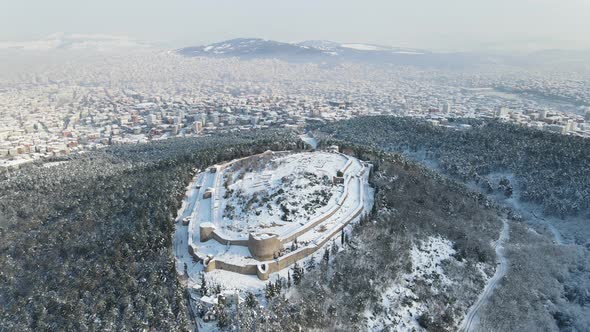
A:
[177, 38, 327, 60]
[177, 39, 590, 69]
[174, 38, 491, 67]
[320, 42, 425, 54]
[177, 38, 429, 59]
[296, 40, 427, 55]
[295, 40, 342, 51]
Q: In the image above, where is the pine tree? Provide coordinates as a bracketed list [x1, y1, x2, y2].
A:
[274, 277, 282, 294]
[306, 255, 316, 272]
[265, 282, 275, 300]
[245, 292, 257, 308]
[498, 177, 513, 198]
[217, 304, 229, 328]
[505, 184, 513, 198]
[331, 241, 339, 256]
[327, 304, 337, 318]
[292, 262, 304, 286]
[200, 273, 208, 296]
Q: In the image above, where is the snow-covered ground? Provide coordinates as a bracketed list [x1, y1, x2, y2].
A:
[42, 160, 69, 168]
[217, 151, 350, 237]
[174, 150, 373, 291]
[365, 236, 456, 331]
[299, 134, 318, 149]
[341, 43, 389, 51]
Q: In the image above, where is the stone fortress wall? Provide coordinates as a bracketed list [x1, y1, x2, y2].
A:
[187, 149, 371, 280]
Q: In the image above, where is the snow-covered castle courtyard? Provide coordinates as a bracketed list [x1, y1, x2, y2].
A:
[175, 148, 373, 284]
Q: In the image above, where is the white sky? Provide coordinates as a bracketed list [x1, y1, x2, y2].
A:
[1, 0, 589, 51]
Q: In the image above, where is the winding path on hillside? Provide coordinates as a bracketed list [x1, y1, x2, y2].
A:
[460, 219, 510, 332]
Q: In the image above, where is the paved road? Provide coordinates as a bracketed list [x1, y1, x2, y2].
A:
[173, 174, 207, 332]
[460, 219, 510, 332]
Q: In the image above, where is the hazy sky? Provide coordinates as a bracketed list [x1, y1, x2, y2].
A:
[2, 0, 589, 51]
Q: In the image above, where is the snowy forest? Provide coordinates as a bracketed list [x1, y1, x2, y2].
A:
[2, 117, 589, 331]
[315, 116, 590, 218]
[0, 129, 300, 331]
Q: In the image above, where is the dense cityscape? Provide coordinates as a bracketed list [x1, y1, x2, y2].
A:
[1, 50, 589, 171]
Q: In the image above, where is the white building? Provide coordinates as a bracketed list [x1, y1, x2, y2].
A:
[146, 114, 157, 126]
[442, 102, 452, 113]
[497, 107, 509, 117]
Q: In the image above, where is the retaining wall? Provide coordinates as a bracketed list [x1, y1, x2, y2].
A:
[188, 152, 371, 280]
[200, 170, 367, 280]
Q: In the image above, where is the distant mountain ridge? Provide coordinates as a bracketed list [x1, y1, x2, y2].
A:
[177, 38, 428, 57]
[176, 38, 590, 69]
[178, 38, 325, 58]
[175, 38, 461, 65]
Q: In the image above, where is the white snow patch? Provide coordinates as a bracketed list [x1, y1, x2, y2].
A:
[298, 134, 318, 149]
[393, 51, 425, 55]
[365, 236, 456, 331]
[341, 43, 388, 51]
[42, 161, 68, 168]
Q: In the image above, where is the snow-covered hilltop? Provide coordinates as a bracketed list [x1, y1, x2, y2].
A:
[176, 38, 327, 60]
[174, 149, 373, 285]
[174, 38, 502, 68]
[174, 38, 452, 65]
